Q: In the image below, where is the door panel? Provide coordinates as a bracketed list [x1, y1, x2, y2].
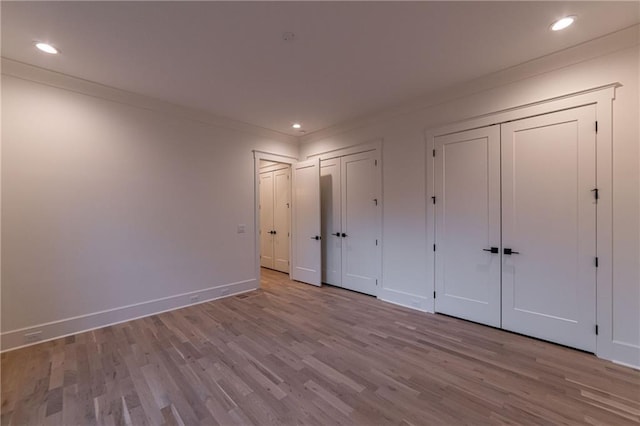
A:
[320, 158, 342, 286]
[291, 159, 321, 286]
[341, 152, 380, 295]
[501, 105, 596, 352]
[259, 172, 274, 269]
[435, 126, 501, 327]
[273, 168, 290, 273]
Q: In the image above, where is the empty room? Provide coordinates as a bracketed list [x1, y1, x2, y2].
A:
[2, 1, 639, 425]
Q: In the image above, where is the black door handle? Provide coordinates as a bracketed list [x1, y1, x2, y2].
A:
[483, 247, 499, 254]
[272, 230, 277, 235]
[311, 235, 321, 240]
[341, 233, 347, 238]
[504, 248, 520, 255]
[331, 232, 340, 237]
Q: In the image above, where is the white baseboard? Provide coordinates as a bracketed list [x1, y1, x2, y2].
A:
[1, 278, 258, 352]
[377, 287, 432, 313]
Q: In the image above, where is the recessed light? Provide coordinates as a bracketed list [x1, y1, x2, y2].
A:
[35, 42, 59, 54]
[551, 16, 576, 31]
[292, 123, 301, 129]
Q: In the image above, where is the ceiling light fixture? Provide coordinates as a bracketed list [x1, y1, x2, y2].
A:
[551, 16, 576, 31]
[292, 123, 301, 129]
[35, 42, 59, 54]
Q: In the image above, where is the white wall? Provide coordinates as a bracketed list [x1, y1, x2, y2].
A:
[300, 27, 640, 367]
[1, 71, 298, 350]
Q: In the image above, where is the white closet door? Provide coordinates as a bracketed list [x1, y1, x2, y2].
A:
[320, 158, 342, 286]
[291, 159, 322, 286]
[434, 126, 501, 327]
[501, 105, 597, 352]
[259, 172, 274, 269]
[340, 151, 380, 295]
[273, 168, 290, 273]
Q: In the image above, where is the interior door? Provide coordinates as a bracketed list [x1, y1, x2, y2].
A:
[291, 158, 322, 286]
[340, 151, 380, 295]
[273, 168, 290, 273]
[434, 126, 501, 327]
[501, 105, 597, 352]
[259, 172, 274, 269]
[320, 158, 342, 286]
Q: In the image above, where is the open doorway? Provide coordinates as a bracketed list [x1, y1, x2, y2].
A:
[253, 151, 298, 286]
[258, 160, 291, 274]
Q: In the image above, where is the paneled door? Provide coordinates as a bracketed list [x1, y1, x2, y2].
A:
[320, 158, 342, 286]
[340, 151, 380, 295]
[259, 167, 290, 273]
[291, 159, 321, 286]
[272, 168, 290, 273]
[434, 125, 501, 327]
[259, 172, 275, 268]
[501, 105, 597, 352]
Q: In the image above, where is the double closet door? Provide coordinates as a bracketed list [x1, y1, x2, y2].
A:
[434, 105, 597, 352]
[260, 167, 290, 273]
[320, 151, 380, 296]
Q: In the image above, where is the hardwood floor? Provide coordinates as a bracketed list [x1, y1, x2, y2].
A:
[2, 268, 639, 425]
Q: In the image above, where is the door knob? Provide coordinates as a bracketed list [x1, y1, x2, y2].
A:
[483, 247, 499, 254]
[272, 230, 277, 235]
[503, 248, 520, 255]
[341, 233, 347, 238]
[331, 232, 340, 237]
[311, 235, 321, 240]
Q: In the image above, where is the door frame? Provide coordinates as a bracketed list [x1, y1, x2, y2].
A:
[306, 139, 383, 293]
[425, 84, 623, 364]
[253, 150, 298, 283]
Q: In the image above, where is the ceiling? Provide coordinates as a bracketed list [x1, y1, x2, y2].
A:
[2, 2, 639, 136]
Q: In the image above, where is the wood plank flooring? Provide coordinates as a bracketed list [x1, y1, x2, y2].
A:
[2, 268, 639, 425]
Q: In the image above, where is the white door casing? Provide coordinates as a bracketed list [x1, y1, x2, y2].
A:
[501, 105, 597, 352]
[291, 158, 322, 286]
[434, 125, 502, 327]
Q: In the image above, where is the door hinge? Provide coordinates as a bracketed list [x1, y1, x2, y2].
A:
[375, 239, 378, 246]
[374, 198, 378, 206]
[595, 324, 599, 335]
[431, 196, 436, 205]
[374, 159, 378, 166]
[595, 257, 599, 267]
[432, 149, 436, 157]
[433, 291, 436, 299]
[376, 279, 378, 286]
[595, 121, 598, 133]
[433, 244, 436, 252]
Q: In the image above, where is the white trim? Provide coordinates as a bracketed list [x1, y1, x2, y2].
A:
[305, 139, 382, 161]
[2, 59, 298, 144]
[378, 288, 430, 313]
[427, 84, 617, 138]
[424, 84, 640, 368]
[253, 151, 298, 283]
[1, 278, 257, 352]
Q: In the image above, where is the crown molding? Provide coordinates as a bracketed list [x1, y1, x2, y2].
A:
[1, 58, 299, 144]
[300, 24, 639, 144]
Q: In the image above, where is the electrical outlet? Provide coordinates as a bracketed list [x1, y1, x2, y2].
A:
[220, 288, 230, 296]
[237, 224, 246, 234]
[24, 331, 43, 344]
[190, 295, 200, 303]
